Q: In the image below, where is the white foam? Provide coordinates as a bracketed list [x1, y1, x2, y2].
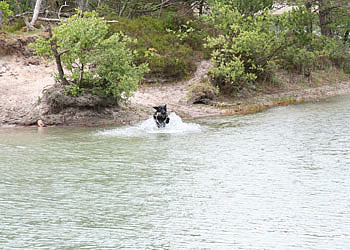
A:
[0, 124, 16, 128]
[97, 113, 202, 137]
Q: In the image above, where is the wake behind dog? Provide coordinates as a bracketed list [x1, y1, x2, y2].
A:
[96, 112, 202, 137]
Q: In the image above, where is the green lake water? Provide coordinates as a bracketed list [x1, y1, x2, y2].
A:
[1, 95, 349, 249]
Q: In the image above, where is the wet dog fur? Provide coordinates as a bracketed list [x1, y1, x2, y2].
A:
[153, 104, 170, 128]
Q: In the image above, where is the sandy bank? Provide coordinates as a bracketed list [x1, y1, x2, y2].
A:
[1, 53, 350, 127]
[0, 55, 55, 125]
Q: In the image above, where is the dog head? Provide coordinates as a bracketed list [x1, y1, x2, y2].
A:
[153, 104, 167, 115]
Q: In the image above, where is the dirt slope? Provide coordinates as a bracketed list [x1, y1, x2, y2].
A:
[0, 55, 55, 125]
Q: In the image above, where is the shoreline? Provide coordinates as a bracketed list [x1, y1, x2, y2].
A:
[2, 80, 350, 128]
[1, 55, 350, 127]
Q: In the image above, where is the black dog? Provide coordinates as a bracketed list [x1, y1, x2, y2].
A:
[153, 104, 170, 128]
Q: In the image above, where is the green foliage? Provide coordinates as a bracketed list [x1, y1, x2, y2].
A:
[187, 80, 219, 102]
[1, 18, 25, 32]
[93, 33, 149, 98]
[318, 38, 350, 73]
[30, 35, 51, 56]
[277, 6, 350, 74]
[3, 0, 28, 14]
[54, 10, 109, 85]
[108, 15, 200, 80]
[205, 1, 350, 95]
[65, 84, 84, 97]
[214, 0, 274, 16]
[277, 6, 315, 45]
[205, 3, 280, 94]
[31, 10, 149, 100]
[166, 20, 195, 42]
[0, 1, 14, 24]
[280, 46, 316, 74]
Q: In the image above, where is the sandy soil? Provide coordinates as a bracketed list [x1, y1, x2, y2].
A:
[0, 55, 55, 124]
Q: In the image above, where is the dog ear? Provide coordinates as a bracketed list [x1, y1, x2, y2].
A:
[164, 104, 167, 111]
[153, 106, 160, 111]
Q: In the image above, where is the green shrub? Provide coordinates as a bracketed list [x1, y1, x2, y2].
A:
[187, 80, 219, 104]
[1, 18, 25, 33]
[30, 10, 149, 101]
[320, 38, 350, 72]
[276, 6, 350, 74]
[0, 2, 13, 25]
[108, 15, 201, 80]
[279, 46, 317, 74]
[205, 3, 280, 94]
[279, 36, 350, 74]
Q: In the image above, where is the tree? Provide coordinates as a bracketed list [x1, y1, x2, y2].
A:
[206, 0, 273, 17]
[278, 0, 350, 39]
[30, 10, 149, 100]
[30, 0, 43, 27]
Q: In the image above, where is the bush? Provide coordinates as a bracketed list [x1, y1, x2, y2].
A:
[187, 80, 219, 104]
[276, 6, 350, 74]
[320, 38, 350, 72]
[205, 3, 279, 94]
[0, 2, 14, 25]
[279, 46, 317, 74]
[279, 36, 350, 74]
[108, 15, 201, 81]
[1, 18, 25, 33]
[30, 10, 149, 101]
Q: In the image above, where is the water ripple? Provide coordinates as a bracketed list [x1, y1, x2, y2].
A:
[1, 95, 350, 248]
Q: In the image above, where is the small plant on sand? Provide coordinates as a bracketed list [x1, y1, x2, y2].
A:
[187, 79, 219, 104]
[30, 10, 149, 101]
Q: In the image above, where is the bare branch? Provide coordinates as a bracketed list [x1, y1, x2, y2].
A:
[38, 17, 60, 22]
[23, 16, 35, 31]
[30, 0, 43, 27]
[136, 0, 173, 14]
[57, 49, 70, 56]
[58, 1, 69, 20]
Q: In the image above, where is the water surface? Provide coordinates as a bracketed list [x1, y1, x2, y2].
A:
[1, 96, 350, 249]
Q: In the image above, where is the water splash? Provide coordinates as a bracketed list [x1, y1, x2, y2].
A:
[97, 113, 202, 137]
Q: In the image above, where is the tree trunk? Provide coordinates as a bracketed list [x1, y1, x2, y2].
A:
[24, 16, 35, 31]
[77, 0, 89, 11]
[158, 0, 164, 18]
[47, 26, 69, 85]
[119, 0, 129, 17]
[305, 1, 313, 34]
[0, 10, 3, 26]
[30, 0, 43, 27]
[319, 11, 332, 37]
[97, 0, 104, 8]
[318, 0, 333, 37]
[79, 63, 84, 87]
[344, 30, 349, 44]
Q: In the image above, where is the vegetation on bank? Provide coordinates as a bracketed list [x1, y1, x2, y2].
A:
[1, 0, 350, 102]
[30, 10, 149, 100]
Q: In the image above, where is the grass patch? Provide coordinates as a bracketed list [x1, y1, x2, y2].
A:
[1, 18, 26, 33]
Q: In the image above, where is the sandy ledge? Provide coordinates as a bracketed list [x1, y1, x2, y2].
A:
[1, 54, 350, 127]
